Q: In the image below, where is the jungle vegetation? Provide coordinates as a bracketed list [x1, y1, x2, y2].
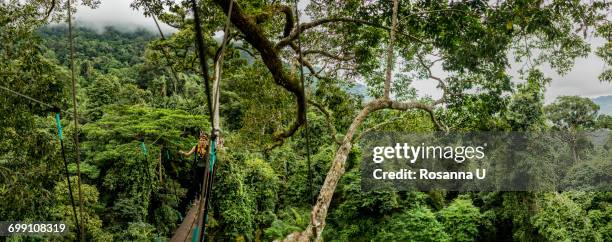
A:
[1, 0, 611, 241]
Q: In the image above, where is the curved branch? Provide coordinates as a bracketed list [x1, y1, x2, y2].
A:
[235, 45, 256, 58]
[42, 0, 56, 22]
[252, 4, 294, 37]
[278, 5, 294, 37]
[214, 0, 306, 150]
[414, 54, 462, 107]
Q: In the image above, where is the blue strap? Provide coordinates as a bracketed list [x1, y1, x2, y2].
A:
[191, 227, 200, 242]
[55, 113, 63, 140]
[209, 139, 216, 170]
[202, 137, 217, 240]
[140, 142, 148, 156]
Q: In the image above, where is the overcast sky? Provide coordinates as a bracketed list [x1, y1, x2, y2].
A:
[75, 0, 611, 103]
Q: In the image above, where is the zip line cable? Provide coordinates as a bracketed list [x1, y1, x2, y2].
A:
[55, 113, 81, 240]
[66, 0, 86, 240]
[294, 0, 314, 205]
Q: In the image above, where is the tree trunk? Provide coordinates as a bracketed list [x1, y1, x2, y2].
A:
[213, 60, 222, 131]
[281, 100, 388, 242]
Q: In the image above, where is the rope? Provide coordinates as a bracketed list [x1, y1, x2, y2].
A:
[55, 113, 81, 239]
[0, 85, 54, 109]
[66, 0, 86, 240]
[190, 0, 213, 123]
[0, 84, 96, 124]
[294, 0, 314, 205]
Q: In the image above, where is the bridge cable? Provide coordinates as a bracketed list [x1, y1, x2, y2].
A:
[55, 112, 81, 240]
[294, 0, 314, 205]
[66, 0, 86, 240]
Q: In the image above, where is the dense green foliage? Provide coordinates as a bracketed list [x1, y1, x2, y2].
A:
[1, 0, 611, 241]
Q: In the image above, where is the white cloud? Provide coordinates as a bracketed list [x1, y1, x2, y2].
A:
[75, 0, 176, 33]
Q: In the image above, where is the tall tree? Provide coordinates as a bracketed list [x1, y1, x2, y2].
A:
[545, 95, 600, 162]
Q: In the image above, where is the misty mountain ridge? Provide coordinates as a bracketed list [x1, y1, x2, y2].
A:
[593, 95, 612, 115]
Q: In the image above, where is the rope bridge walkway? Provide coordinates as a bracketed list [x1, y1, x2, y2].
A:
[171, 198, 202, 242]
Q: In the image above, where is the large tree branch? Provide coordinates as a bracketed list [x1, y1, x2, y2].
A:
[42, 0, 55, 22]
[213, 0, 306, 150]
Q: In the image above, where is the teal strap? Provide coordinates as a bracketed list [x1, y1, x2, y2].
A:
[155, 235, 162, 242]
[140, 142, 148, 156]
[191, 227, 200, 242]
[209, 139, 216, 170]
[55, 113, 63, 140]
